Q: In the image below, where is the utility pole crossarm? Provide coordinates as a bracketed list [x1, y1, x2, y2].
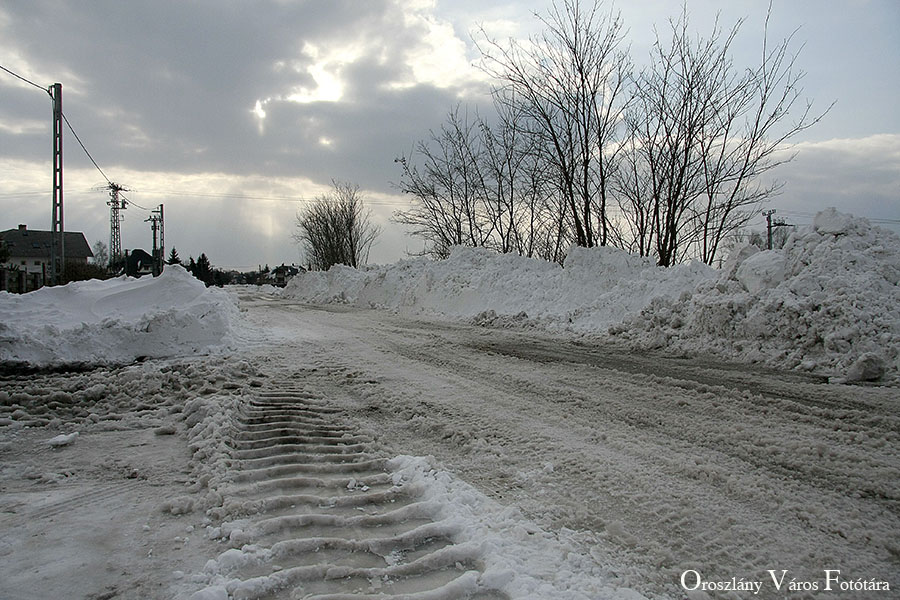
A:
[158, 204, 165, 274]
[763, 209, 792, 250]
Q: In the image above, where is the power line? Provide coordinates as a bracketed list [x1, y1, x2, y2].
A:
[775, 209, 899, 224]
[0, 64, 49, 94]
[2, 63, 410, 209]
[0, 191, 46, 198]
[120, 193, 151, 212]
[61, 111, 111, 185]
[1, 64, 116, 188]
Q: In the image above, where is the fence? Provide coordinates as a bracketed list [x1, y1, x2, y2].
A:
[0, 268, 44, 294]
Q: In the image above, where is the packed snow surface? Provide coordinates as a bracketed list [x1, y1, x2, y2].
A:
[284, 209, 900, 380]
[0, 265, 239, 366]
[1, 280, 897, 598]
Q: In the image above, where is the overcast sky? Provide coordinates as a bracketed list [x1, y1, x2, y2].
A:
[1, 0, 898, 269]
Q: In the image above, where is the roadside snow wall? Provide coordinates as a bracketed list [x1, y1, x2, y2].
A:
[283, 244, 716, 333]
[0, 265, 239, 367]
[285, 209, 900, 382]
[615, 209, 900, 381]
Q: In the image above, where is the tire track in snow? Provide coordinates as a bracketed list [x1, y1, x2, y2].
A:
[193, 387, 507, 600]
[0, 479, 146, 525]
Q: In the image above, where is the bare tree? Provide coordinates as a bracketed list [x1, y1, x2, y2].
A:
[616, 5, 828, 266]
[294, 181, 380, 270]
[476, 0, 631, 248]
[396, 0, 826, 268]
[479, 100, 523, 255]
[394, 101, 572, 263]
[91, 240, 109, 268]
[393, 106, 489, 259]
[396, 0, 630, 261]
[481, 92, 574, 263]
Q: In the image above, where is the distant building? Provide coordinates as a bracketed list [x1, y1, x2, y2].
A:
[272, 264, 302, 287]
[124, 249, 155, 277]
[0, 223, 93, 277]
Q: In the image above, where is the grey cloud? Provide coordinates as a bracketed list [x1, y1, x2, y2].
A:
[253, 81, 470, 189]
[5, 0, 898, 268]
[1, 0, 465, 192]
[771, 136, 900, 231]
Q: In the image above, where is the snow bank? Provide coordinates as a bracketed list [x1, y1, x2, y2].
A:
[283, 245, 716, 332]
[0, 265, 239, 367]
[284, 209, 900, 381]
[616, 208, 900, 380]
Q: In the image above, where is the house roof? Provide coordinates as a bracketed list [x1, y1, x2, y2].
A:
[126, 248, 154, 272]
[0, 225, 93, 259]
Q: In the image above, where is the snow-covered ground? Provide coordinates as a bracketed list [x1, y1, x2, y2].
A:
[1, 208, 898, 599]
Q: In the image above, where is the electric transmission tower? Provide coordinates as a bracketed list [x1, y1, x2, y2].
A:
[106, 182, 128, 267]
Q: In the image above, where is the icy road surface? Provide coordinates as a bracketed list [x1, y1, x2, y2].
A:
[1, 290, 896, 599]
[233, 292, 898, 598]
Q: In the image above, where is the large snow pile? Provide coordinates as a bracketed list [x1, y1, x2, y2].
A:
[0, 265, 239, 366]
[614, 208, 900, 381]
[285, 208, 900, 381]
[283, 245, 716, 332]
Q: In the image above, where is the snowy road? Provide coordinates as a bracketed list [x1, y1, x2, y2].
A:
[1, 291, 896, 599]
[234, 292, 899, 598]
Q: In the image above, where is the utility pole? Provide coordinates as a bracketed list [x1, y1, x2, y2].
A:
[158, 204, 164, 274]
[146, 204, 164, 276]
[107, 182, 127, 268]
[49, 83, 63, 285]
[763, 209, 790, 250]
[763, 210, 776, 250]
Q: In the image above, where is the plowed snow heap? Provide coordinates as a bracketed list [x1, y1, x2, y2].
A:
[618, 208, 900, 382]
[0, 265, 238, 367]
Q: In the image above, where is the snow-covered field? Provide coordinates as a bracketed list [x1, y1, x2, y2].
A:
[1, 208, 897, 599]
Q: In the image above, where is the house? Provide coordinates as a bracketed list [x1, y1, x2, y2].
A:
[124, 249, 155, 277]
[272, 264, 303, 287]
[0, 224, 93, 290]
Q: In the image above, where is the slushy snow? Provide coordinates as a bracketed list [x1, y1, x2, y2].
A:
[284, 208, 900, 381]
[180, 391, 646, 600]
[0, 265, 239, 366]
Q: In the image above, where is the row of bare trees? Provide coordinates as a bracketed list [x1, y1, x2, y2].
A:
[394, 0, 826, 266]
[394, 104, 572, 263]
